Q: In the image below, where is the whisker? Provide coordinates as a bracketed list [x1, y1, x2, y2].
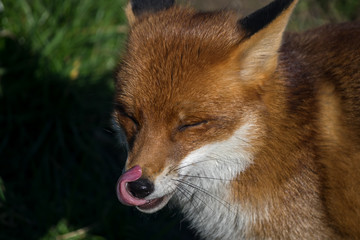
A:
[173, 179, 233, 212]
[176, 185, 204, 211]
[178, 174, 236, 182]
[176, 181, 216, 213]
[103, 128, 115, 134]
[176, 185, 192, 202]
[170, 159, 214, 173]
[238, 138, 251, 145]
[170, 157, 244, 174]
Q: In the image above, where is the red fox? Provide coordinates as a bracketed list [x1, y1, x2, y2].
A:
[113, 0, 360, 238]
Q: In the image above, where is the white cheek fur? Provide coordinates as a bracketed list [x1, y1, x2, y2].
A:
[171, 121, 257, 240]
[178, 121, 255, 182]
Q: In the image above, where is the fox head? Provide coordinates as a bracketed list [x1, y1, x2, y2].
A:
[114, 0, 298, 214]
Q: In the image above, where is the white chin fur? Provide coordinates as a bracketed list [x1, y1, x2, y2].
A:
[136, 193, 174, 214]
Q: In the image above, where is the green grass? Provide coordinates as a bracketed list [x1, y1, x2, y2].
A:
[0, 0, 359, 240]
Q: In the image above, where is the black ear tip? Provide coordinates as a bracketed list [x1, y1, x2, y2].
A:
[131, 0, 175, 16]
[239, 0, 295, 37]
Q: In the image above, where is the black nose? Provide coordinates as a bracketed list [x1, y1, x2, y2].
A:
[127, 178, 154, 199]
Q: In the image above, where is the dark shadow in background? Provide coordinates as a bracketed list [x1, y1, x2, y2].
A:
[0, 36, 199, 240]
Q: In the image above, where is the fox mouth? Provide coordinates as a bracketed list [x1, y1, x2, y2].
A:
[136, 193, 173, 213]
[138, 196, 165, 210]
[116, 165, 174, 213]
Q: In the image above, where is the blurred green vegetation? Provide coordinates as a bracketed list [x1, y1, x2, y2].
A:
[0, 0, 359, 239]
[0, 0, 195, 239]
[289, 0, 360, 30]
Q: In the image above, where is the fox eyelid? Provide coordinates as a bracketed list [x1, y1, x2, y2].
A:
[178, 120, 209, 132]
[115, 104, 140, 127]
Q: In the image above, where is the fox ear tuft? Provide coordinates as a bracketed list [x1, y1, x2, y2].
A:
[239, 0, 296, 38]
[126, 0, 175, 25]
[131, 0, 175, 16]
[233, 0, 298, 81]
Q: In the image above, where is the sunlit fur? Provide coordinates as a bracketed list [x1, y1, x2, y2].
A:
[114, 0, 360, 239]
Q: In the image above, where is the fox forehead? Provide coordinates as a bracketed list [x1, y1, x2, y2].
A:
[115, 8, 248, 108]
[125, 7, 243, 61]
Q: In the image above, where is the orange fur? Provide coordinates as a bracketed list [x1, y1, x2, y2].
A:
[114, 0, 360, 238]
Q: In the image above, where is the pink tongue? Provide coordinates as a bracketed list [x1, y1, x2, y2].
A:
[116, 165, 148, 206]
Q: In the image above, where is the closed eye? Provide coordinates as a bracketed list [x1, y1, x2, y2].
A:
[178, 120, 208, 132]
[114, 103, 140, 150]
[114, 104, 139, 127]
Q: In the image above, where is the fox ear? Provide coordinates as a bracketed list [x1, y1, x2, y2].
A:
[234, 0, 298, 81]
[126, 0, 175, 25]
